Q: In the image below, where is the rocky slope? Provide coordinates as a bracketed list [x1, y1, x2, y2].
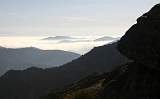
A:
[102, 4, 160, 99]
[101, 4, 160, 99]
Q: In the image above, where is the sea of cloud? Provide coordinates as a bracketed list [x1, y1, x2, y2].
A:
[0, 36, 116, 54]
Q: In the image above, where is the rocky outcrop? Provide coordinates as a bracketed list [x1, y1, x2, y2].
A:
[98, 3, 160, 99]
[118, 4, 160, 69]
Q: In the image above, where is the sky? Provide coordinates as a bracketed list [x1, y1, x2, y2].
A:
[0, 0, 159, 37]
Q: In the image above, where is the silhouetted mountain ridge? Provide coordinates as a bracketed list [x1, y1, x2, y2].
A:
[0, 42, 128, 99]
[0, 47, 80, 76]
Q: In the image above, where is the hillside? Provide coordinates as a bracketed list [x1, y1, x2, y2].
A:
[43, 63, 126, 99]
[0, 42, 128, 99]
[0, 47, 80, 76]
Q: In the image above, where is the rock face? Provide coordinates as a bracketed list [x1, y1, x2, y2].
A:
[98, 4, 160, 99]
[118, 4, 160, 68]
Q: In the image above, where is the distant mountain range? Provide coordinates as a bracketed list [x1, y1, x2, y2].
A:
[42, 36, 118, 42]
[94, 36, 118, 41]
[42, 36, 78, 40]
[58, 40, 91, 43]
[0, 47, 80, 76]
[58, 36, 117, 43]
[0, 42, 128, 99]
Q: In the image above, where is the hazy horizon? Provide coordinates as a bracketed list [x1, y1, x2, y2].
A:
[0, 36, 115, 54]
[0, 0, 159, 54]
[0, 0, 159, 37]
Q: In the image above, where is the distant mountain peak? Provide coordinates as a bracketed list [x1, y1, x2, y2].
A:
[42, 36, 77, 40]
[16, 47, 41, 51]
[0, 47, 80, 76]
[94, 36, 117, 41]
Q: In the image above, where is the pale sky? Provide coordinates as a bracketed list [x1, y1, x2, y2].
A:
[0, 0, 159, 37]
